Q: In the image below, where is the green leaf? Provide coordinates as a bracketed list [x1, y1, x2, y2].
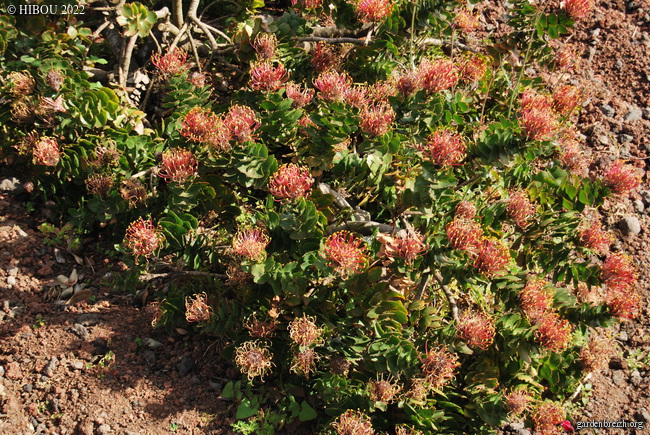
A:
[299, 401, 317, 421]
[236, 397, 259, 419]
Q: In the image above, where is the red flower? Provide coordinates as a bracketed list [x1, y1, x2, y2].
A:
[565, 0, 594, 19]
[223, 105, 260, 143]
[85, 174, 114, 197]
[601, 252, 638, 291]
[417, 58, 458, 93]
[124, 217, 164, 258]
[288, 314, 324, 347]
[310, 42, 341, 73]
[520, 278, 554, 322]
[456, 312, 496, 350]
[558, 138, 589, 175]
[458, 54, 488, 82]
[159, 148, 198, 183]
[606, 287, 641, 320]
[556, 44, 579, 71]
[603, 160, 641, 195]
[331, 410, 375, 435]
[507, 190, 536, 229]
[314, 71, 352, 101]
[285, 82, 315, 108]
[580, 329, 616, 372]
[532, 402, 565, 434]
[359, 102, 395, 137]
[552, 85, 583, 116]
[521, 89, 553, 111]
[233, 229, 270, 261]
[578, 219, 612, 254]
[355, 0, 394, 23]
[377, 231, 427, 262]
[504, 389, 532, 416]
[252, 33, 277, 59]
[269, 164, 314, 200]
[32, 137, 61, 166]
[324, 231, 369, 277]
[419, 129, 467, 166]
[234, 341, 274, 381]
[249, 61, 288, 92]
[561, 420, 576, 432]
[453, 9, 479, 33]
[420, 346, 460, 390]
[185, 292, 212, 324]
[344, 85, 370, 109]
[535, 311, 572, 352]
[446, 218, 483, 252]
[151, 49, 188, 76]
[392, 69, 420, 97]
[180, 107, 226, 145]
[521, 106, 558, 141]
[455, 201, 477, 219]
[473, 237, 511, 277]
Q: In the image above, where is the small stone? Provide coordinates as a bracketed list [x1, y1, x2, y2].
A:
[5, 361, 22, 380]
[22, 383, 34, 393]
[615, 59, 624, 70]
[140, 350, 156, 366]
[177, 357, 194, 377]
[96, 423, 112, 435]
[600, 104, 616, 117]
[208, 379, 222, 391]
[591, 28, 601, 38]
[624, 106, 643, 122]
[123, 431, 141, 435]
[642, 107, 650, 120]
[0, 177, 22, 193]
[71, 324, 89, 340]
[7, 267, 18, 277]
[78, 313, 99, 326]
[620, 216, 641, 235]
[0, 365, 5, 377]
[15, 226, 28, 238]
[76, 420, 94, 435]
[634, 200, 645, 213]
[6, 276, 16, 286]
[70, 360, 85, 370]
[630, 370, 642, 386]
[619, 331, 629, 341]
[637, 408, 650, 422]
[618, 133, 634, 144]
[42, 357, 58, 377]
[613, 370, 627, 386]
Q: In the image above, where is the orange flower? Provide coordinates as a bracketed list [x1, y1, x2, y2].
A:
[324, 231, 369, 277]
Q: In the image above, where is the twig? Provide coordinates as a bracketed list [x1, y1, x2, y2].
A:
[417, 37, 479, 54]
[173, 0, 184, 28]
[414, 272, 430, 301]
[318, 182, 353, 210]
[327, 221, 395, 235]
[298, 36, 367, 46]
[119, 34, 138, 88]
[127, 168, 154, 180]
[139, 270, 228, 282]
[569, 372, 593, 402]
[433, 270, 459, 323]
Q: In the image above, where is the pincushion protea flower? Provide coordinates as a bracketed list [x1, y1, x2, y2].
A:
[329, 355, 351, 376]
[417, 58, 458, 93]
[331, 410, 375, 435]
[601, 252, 638, 291]
[578, 219, 612, 254]
[472, 237, 511, 277]
[420, 345, 460, 390]
[558, 138, 589, 175]
[507, 190, 536, 229]
[234, 341, 274, 381]
[606, 287, 641, 320]
[552, 84, 583, 116]
[377, 231, 427, 262]
[564, 0, 594, 19]
[344, 85, 370, 109]
[249, 61, 288, 92]
[151, 49, 188, 76]
[32, 137, 61, 166]
[8, 71, 35, 96]
[504, 389, 532, 416]
[180, 107, 224, 144]
[223, 105, 260, 143]
[324, 231, 369, 277]
[185, 292, 212, 324]
[252, 33, 277, 59]
[232, 229, 270, 261]
[268, 164, 314, 200]
[446, 218, 483, 252]
[520, 278, 554, 323]
[458, 54, 488, 82]
[314, 70, 352, 101]
[603, 160, 641, 195]
[290, 348, 320, 377]
[188, 72, 208, 87]
[456, 311, 496, 350]
[532, 401, 565, 434]
[46, 69, 64, 92]
[556, 44, 578, 71]
[288, 314, 323, 347]
[535, 311, 572, 352]
[359, 102, 395, 137]
[124, 217, 164, 258]
[158, 148, 198, 183]
[419, 129, 467, 166]
[580, 329, 616, 372]
[310, 42, 341, 73]
[455, 201, 477, 219]
[285, 82, 315, 108]
[355, 0, 394, 23]
[453, 9, 479, 33]
[85, 174, 114, 197]
[392, 69, 420, 97]
[521, 105, 558, 141]
[368, 376, 401, 403]
[120, 179, 147, 208]
[244, 315, 278, 339]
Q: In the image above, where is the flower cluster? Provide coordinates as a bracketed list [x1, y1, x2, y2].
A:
[420, 346, 460, 390]
[606, 288, 641, 320]
[580, 329, 616, 372]
[601, 253, 638, 291]
[368, 377, 401, 404]
[455, 200, 477, 219]
[520, 89, 558, 141]
[244, 315, 277, 339]
[8, 71, 35, 97]
[355, 0, 394, 23]
[446, 218, 483, 252]
[392, 69, 420, 97]
[603, 160, 641, 195]
[453, 9, 479, 33]
[290, 348, 320, 377]
[252, 33, 277, 59]
[377, 231, 427, 263]
[359, 102, 395, 137]
[532, 401, 565, 435]
[552, 84, 583, 115]
[556, 44, 579, 71]
[285, 82, 315, 108]
[158, 148, 198, 183]
[46, 69, 64, 92]
[520, 278, 554, 322]
[268, 164, 314, 200]
[456, 311, 496, 350]
[504, 389, 532, 416]
[288, 315, 324, 347]
[535, 312, 572, 352]
[310, 42, 341, 73]
[507, 190, 536, 229]
[314, 71, 352, 101]
[223, 104, 260, 143]
[232, 228, 270, 261]
[33, 136, 61, 166]
[344, 85, 370, 109]
[185, 292, 212, 324]
[558, 136, 589, 175]
[330, 356, 352, 376]
[417, 58, 458, 93]
[458, 54, 488, 82]
[418, 129, 467, 166]
[180, 107, 229, 150]
[124, 217, 164, 258]
[565, 0, 594, 19]
[472, 237, 511, 277]
[120, 179, 147, 207]
[151, 49, 188, 76]
[85, 174, 114, 197]
[234, 341, 274, 381]
[324, 231, 368, 277]
[578, 218, 612, 254]
[249, 61, 288, 92]
[331, 410, 375, 435]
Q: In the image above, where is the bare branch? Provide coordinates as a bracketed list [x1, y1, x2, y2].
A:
[119, 34, 138, 88]
[418, 37, 479, 54]
[318, 182, 353, 210]
[298, 36, 367, 46]
[433, 270, 460, 323]
[139, 270, 228, 282]
[327, 221, 395, 236]
[173, 0, 184, 28]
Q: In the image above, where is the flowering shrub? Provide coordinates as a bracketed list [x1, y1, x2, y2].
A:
[0, 0, 643, 433]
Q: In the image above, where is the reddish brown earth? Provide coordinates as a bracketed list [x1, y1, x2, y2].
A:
[1, 1, 649, 434]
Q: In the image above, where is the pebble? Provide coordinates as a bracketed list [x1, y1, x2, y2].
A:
[624, 105, 643, 122]
[600, 104, 616, 117]
[7, 267, 18, 277]
[70, 360, 85, 370]
[177, 357, 194, 377]
[6, 276, 16, 286]
[208, 379, 222, 391]
[42, 357, 58, 377]
[96, 423, 112, 435]
[620, 216, 641, 235]
[71, 323, 89, 340]
[642, 107, 650, 120]
[641, 190, 650, 207]
[619, 331, 629, 341]
[78, 313, 99, 326]
[618, 133, 634, 143]
[141, 350, 156, 366]
[0, 177, 22, 193]
[612, 370, 626, 385]
[22, 383, 34, 393]
[0, 365, 4, 377]
[5, 361, 22, 380]
[630, 370, 642, 386]
[634, 200, 645, 213]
